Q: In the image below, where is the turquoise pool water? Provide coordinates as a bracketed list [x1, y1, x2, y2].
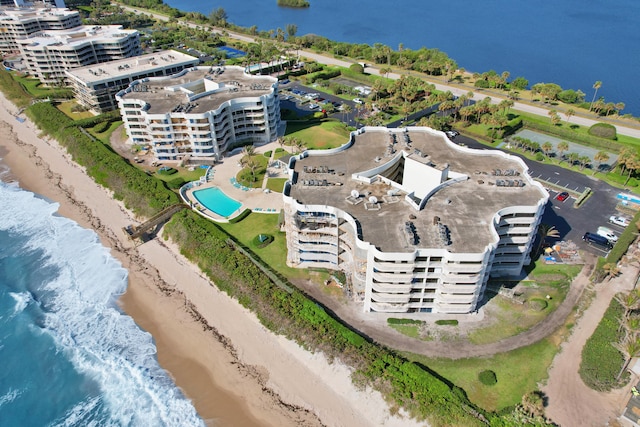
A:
[193, 187, 242, 217]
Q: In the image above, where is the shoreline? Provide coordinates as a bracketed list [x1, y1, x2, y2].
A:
[0, 96, 423, 426]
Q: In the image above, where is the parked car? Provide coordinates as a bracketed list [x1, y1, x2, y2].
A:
[609, 215, 631, 227]
[597, 226, 618, 243]
[583, 232, 613, 249]
[308, 103, 319, 110]
[353, 98, 364, 104]
[445, 130, 459, 139]
[555, 192, 570, 202]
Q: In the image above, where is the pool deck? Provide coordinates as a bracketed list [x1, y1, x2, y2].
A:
[183, 140, 289, 222]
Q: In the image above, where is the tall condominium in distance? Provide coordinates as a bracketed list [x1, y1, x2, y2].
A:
[66, 50, 200, 113]
[0, 6, 79, 53]
[283, 127, 548, 314]
[17, 25, 141, 85]
[116, 66, 281, 163]
[0, 0, 65, 8]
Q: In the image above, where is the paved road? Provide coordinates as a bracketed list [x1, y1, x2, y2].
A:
[119, 3, 640, 139]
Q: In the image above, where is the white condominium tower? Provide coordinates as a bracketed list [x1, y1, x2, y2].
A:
[17, 25, 141, 85]
[116, 66, 281, 164]
[283, 127, 548, 314]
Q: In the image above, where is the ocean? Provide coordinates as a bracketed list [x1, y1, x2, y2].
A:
[165, 0, 640, 116]
[0, 168, 203, 426]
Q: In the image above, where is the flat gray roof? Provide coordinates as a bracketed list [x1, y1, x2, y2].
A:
[66, 50, 198, 86]
[289, 128, 546, 253]
[17, 24, 136, 48]
[119, 66, 276, 114]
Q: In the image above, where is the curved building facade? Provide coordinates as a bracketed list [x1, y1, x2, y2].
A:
[283, 127, 548, 314]
[116, 66, 280, 163]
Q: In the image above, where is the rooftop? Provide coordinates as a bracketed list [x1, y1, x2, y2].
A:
[288, 127, 547, 253]
[66, 49, 198, 85]
[0, 7, 78, 22]
[118, 66, 277, 115]
[17, 24, 136, 48]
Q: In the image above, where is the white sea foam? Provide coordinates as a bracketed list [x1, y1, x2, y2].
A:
[0, 388, 21, 407]
[0, 183, 204, 426]
[9, 291, 30, 313]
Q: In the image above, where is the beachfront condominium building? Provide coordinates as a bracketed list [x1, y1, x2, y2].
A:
[17, 25, 141, 85]
[0, 6, 79, 53]
[283, 127, 548, 314]
[116, 66, 280, 163]
[66, 50, 200, 113]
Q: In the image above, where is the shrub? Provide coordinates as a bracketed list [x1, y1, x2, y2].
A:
[588, 123, 617, 140]
[229, 208, 251, 223]
[253, 233, 274, 248]
[579, 299, 626, 391]
[349, 63, 364, 74]
[387, 318, 424, 325]
[535, 152, 545, 161]
[474, 79, 490, 89]
[158, 167, 178, 175]
[478, 370, 498, 386]
[435, 319, 459, 326]
[93, 120, 112, 134]
[166, 177, 185, 189]
[263, 150, 272, 158]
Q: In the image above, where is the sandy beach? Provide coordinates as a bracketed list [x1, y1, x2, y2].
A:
[0, 94, 425, 427]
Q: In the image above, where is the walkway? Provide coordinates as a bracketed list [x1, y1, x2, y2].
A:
[182, 140, 288, 220]
[542, 262, 639, 427]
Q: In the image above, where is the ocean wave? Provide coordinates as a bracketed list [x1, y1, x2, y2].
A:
[9, 291, 31, 313]
[0, 183, 203, 426]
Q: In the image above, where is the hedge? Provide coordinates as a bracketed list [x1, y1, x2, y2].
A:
[25, 102, 178, 217]
[606, 210, 640, 265]
[522, 120, 625, 152]
[579, 298, 626, 391]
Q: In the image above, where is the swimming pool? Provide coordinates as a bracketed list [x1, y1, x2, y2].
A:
[193, 187, 242, 217]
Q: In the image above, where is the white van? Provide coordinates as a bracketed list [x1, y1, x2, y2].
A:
[597, 226, 618, 243]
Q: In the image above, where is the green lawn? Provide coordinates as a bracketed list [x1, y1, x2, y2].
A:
[154, 166, 206, 184]
[56, 101, 94, 120]
[237, 154, 268, 188]
[285, 119, 351, 150]
[406, 338, 558, 412]
[89, 120, 123, 145]
[266, 178, 287, 193]
[218, 213, 314, 281]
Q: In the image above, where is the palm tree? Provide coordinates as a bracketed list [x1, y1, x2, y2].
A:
[379, 66, 392, 79]
[536, 224, 560, 257]
[565, 108, 575, 124]
[579, 155, 591, 171]
[342, 103, 352, 123]
[593, 151, 610, 175]
[625, 156, 640, 186]
[614, 336, 640, 380]
[567, 152, 580, 167]
[557, 141, 569, 163]
[615, 102, 626, 116]
[616, 290, 640, 320]
[590, 81, 602, 111]
[541, 142, 553, 158]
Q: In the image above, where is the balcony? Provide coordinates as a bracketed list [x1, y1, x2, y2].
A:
[371, 281, 412, 294]
[370, 302, 409, 313]
[370, 292, 411, 304]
